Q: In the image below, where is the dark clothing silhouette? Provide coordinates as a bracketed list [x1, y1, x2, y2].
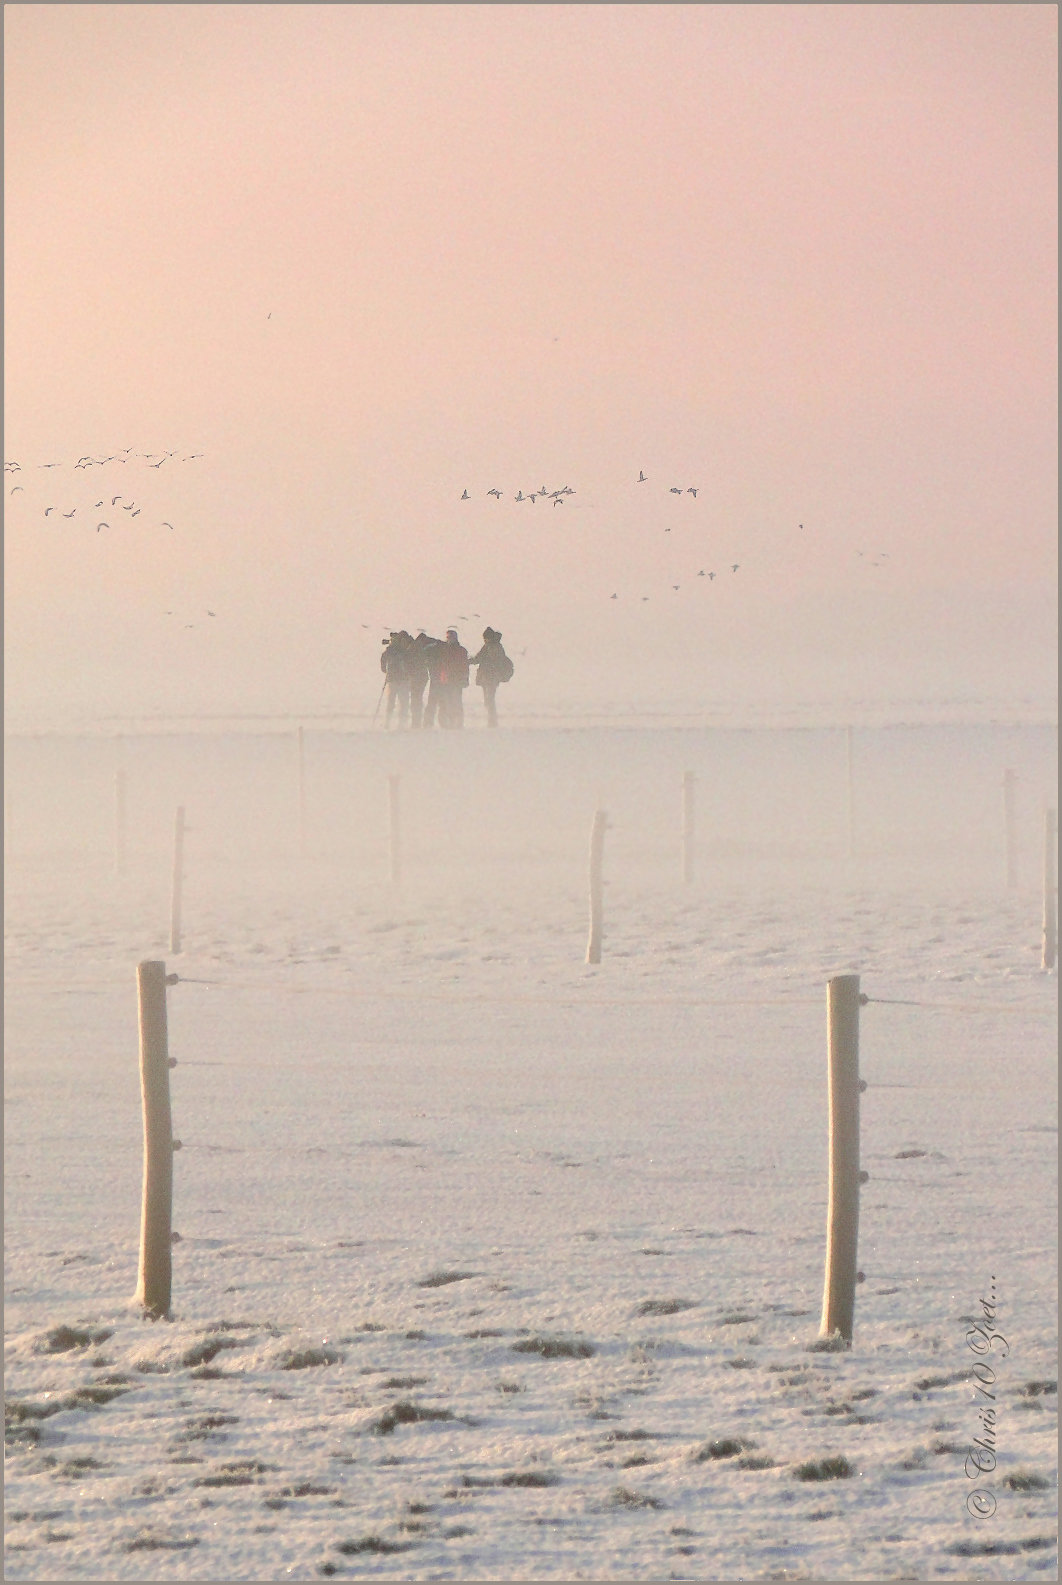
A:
[470, 628, 514, 727]
[434, 632, 469, 728]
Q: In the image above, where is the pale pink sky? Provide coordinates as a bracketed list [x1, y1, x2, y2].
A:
[5, 4, 1057, 725]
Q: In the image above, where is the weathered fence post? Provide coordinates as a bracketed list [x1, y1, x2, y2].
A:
[297, 725, 307, 858]
[170, 806, 185, 955]
[586, 809, 606, 964]
[134, 960, 175, 1319]
[388, 773, 401, 885]
[820, 973, 862, 1345]
[115, 768, 127, 874]
[682, 771, 696, 884]
[1003, 769, 1018, 889]
[845, 725, 856, 860]
[1043, 809, 1057, 972]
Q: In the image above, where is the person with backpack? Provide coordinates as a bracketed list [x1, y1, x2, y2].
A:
[469, 627, 514, 728]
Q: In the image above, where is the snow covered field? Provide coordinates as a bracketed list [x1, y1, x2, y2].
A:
[5, 719, 1058, 1580]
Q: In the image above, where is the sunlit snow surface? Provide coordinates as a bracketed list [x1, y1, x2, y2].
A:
[5, 722, 1057, 1580]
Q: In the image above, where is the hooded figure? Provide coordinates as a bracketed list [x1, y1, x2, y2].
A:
[469, 627, 514, 728]
[432, 629, 470, 728]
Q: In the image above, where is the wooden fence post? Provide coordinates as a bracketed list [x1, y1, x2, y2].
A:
[845, 725, 856, 860]
[820, 973, 862, 1345]
[1043, 809, 1057, 972]
[1003, 769, 1018, 889]
[586, 809, 606, 964]
[682, 771, 695, 884]
[297, 725, 307, 858]
[388, 773, 401, 885]
[170, 806, 185, 955]
[134, 960, 175, 1319]
[115, 768, 127, 874]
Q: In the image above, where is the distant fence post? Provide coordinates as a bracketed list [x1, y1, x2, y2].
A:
[297, 725, 307, 858]
[134, 960, 175, 1319]
[1003, 769, 1018, 889]
[388, 774, 401, 885]
[845, 726, 856, 860]
[170, 806, 185, 955]
[115, 768, 127, 874]
[1043, 809, 1057, 972]
[682, 771, 696, 884]
[820, 973, 862, 1345]
[586, 809, 606, 964]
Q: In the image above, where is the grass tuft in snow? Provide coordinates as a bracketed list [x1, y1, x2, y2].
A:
[370, 1400, 455, 1435]
[1002, 1469, 1053, 1490]
[692, 1438, 756, 1461]
[512, 1335, 595, 1359]
[32, 1324, 113, 1354]
[277, 1345, 344, 1370]
[791, 1455, 853, 1481]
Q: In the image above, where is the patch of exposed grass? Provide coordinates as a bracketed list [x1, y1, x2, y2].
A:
[635, 1299, 697, 1317]
[417, 1270, 477, 1288]
[792, 1455, 853, 1481]
[512, 1335, 594, 1360]
[1003, 1470, 1052, 1491]
[33, 1325, 113, 1355]
[122, 1533, 200, 1553]
[335, 1535, 413, 1555]
[278, 1346, 344, 1370]
[692, 1438, 756, 1461]
[370, 1400, 455, 1435]
[500, 1470, 559, 1488]
[607, 1486, 665, 1509]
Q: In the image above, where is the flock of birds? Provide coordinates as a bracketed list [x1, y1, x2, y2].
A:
[456, 471, 891, 603]
[460, 473, 702, 505]
[5, 448, 200, 532]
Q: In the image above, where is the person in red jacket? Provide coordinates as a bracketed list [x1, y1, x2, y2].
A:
[435, 629, 470, 728]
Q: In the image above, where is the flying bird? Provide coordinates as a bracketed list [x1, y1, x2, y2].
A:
[44, 507, 55, 516]
[130, 509, 140, 517]
[697, 569, 705, 576]
[10, 485, 24, 494]
[206, 610, 216, 617]
[637, 471, 647, 482]
[687, 487, 698, 497]
[112, 496, 123, 505]
[96, 523, 109, 532]
[62, 510, 76, 518]
[672, 584, 680, 591]
[730, 564, 740, 572]
[610, 593, 618, 599]
[707, 572, 716, 580]
[39, 462, 60, 469]
[161, 522, 174, 530]
[515, 491, 525, 502]
[553, 496, 563, 506]
[486, 488, 502, 498]
[461, 489, 470, 500]
[669, 487, 682, 495]
[4, 461, 21, 472]
[94, 500, 104, 508]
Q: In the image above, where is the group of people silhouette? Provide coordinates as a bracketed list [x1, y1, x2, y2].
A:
[378, 627, 514, 729]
